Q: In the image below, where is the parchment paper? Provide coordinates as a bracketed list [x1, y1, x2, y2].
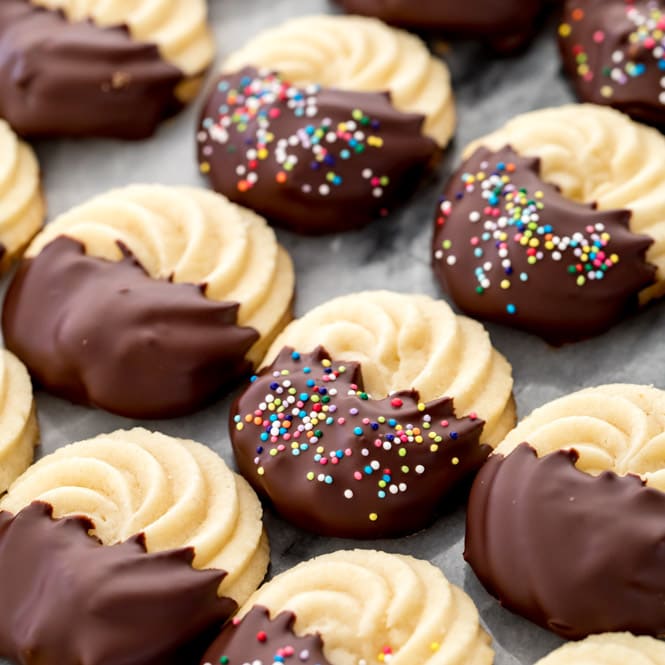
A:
[5, 1, 665, 663]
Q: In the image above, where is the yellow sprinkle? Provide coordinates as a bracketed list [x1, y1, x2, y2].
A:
[452, 457, 460, 465]
[199, 162, 211, 174]
[306, 472, 314, 481]
[577, 275, 586, 287]
[529, 238, 540, 248]
[500, 280, 510, 290]
[322, 359, 332, 368]
[577, 64, 589, 76]
[430, 642, 440, 652]
[430, 444, 439, 452]
[270, 449, 278, 457]
[369, 513, 378, 522]
[257, 148, 268, 160]
[235, 423, 244, 431]
[417, 402, 426, 412]
[600, 85, 614, 98]
[317, 446, 324, 454]
[559, 23, 571, 37]
[401, 465, 410, 473]
[610, 253, 619, 263]
[257, 467, 265, 476]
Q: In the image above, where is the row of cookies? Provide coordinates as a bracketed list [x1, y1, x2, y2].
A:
[6, 354, 665, 665]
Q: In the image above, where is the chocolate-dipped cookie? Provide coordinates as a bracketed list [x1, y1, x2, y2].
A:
[432, 146, 655, 343]
[198, 68, 436, 235]
[0, 0, 214, 139]
[201, 550, 494, 665]
[465, 384, 665, 639]
[465, 104, 665, 305]
[1, 428, 270, 606]
[0, 502, 236, 665]
[2, 185, 295, 419]
[199, 15, 453, 234]
[231, 347, 486, 538]
[559, 0, 665, 126]
[337, 0, 549, 52]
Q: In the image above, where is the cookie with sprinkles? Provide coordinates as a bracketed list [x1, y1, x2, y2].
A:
[432, 145, 655, 343]
[201, 606, 331, 665]
[198, 67, 436, 234]
[559, 0, 665, 126]
[231, 347, 486, 538]
[204, 550, 494, 665]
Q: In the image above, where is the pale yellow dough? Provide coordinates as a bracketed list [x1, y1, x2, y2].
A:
[238, 549, 494, 665]
[223, 15, 455, 147]
[0, 428, 269, 605]
[30, 0, 214, 99]
[466, 104, 665, 302]
[495, 384, 665, 490]
[263, 291, 515, 447]
[0, 350, 39, 493]
[535, 633, 665, 665]
[26, 185, 295, 364]
[0, 120, 45, 270]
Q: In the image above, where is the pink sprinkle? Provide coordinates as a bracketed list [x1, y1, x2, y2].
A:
[338, 417, 346, 425]
[345, 448, 353, 456]
[645, 37, 656, 49]
[320, 458, 328, 466]
[354, 471, 362, 480]
[374, 439, 382, 447]
[278, 444, 285, 451]
[283, 433, 291, 441]
[331, 457, 339, 465]
[593, 30, 605, 43]
[441, 420, 449, 427]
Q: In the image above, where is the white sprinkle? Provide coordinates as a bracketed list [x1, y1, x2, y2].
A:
[415, 465, 425, 474]
[344, 489, 354, 499]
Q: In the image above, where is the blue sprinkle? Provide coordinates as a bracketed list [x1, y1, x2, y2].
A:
[260, 433, 268, 442]
[354, 427, 363, 436]
[303, 367, 311, 374]
[507, 303, 517, 315]
[291, 351, 301, 360]
[257, 446, 264, 453]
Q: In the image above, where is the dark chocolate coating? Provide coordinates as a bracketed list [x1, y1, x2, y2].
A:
[559, 0, 665, 126]
[200, 606, 332, 665]
[0, 502, 237, 665]
[2, 236, 259, 419]
[197, 68, 436, 235]
[336, 0, 548, 51]
[432, 146, 656, 344]
[0, 0, 185, 139]
[231, 347, 487, 539]
[465, 443, 665, 639]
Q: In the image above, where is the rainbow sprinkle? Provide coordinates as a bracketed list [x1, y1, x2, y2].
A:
[198, 70, 391, 199]
[560, 1, 665, 103]
[434, 156, 621, 314]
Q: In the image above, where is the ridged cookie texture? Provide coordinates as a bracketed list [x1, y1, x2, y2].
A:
[24, 185, 294, 364]
[536, 633, 665, 665]
[263, 291, 515, 447]
[222, 15, 455, 147]
[466, 104, 665, 302]
[0, 428, 269, 606]
[465, 385, 665, 638]
[3, 185, 295, 418]
[0, 120, 45, 269]
[0, 350, 39, 494]
[30, 0, 214, 80]
[232, 550, 494, 665]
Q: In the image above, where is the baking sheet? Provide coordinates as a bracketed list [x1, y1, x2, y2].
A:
[5, 0, 665, 663]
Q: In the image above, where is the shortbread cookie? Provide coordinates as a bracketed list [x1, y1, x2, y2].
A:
[337, 0, 547, 52]
[0, 119, 45, 270]
[231, 292, 514, 537]
[0, 349, 39, 494]
[2, 185, 295, 418]
[0, 0, 214, 138]
[201, 550, 494, 665]
[559, 1, 665, 126]
[432, 144, 655, 343]
[464, 105, 665, 303]
[0, 428, 269, 605]
[197, 16, 452, 234]
[536, 633, 665, 665]
[465, 384, 665, 638]
[0, 502, 236, 665]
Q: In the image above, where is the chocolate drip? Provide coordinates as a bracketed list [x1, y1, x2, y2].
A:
[2, 236, 259, 418]
[201, 606, 332, 665]
[432, 146, 655, 344]
[231, 347, 486, 538]
[0, 502, 236, 665]
[198, 68, 436, 235]
[465, 443, 665, 639]
[559, 0, 665, 127]
[0, 0, 185, 139]
[336, 0, 547, 51]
